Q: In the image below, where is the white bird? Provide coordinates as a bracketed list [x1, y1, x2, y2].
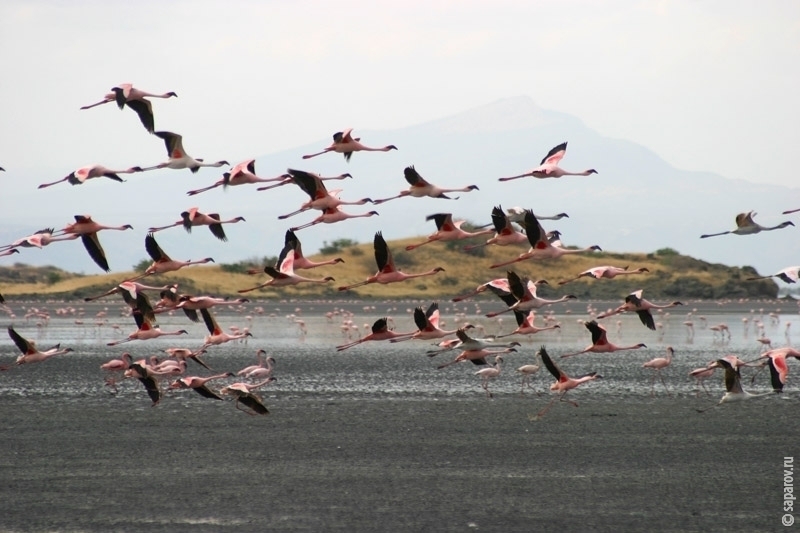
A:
[186, 160, 290, 196]
[558, 265, 650, 286]
[700, 211, 794, 238]
[475, 356, 504, 398]
[499, 142, 597, 181]
[745, 266, 800, 284]
[596, 289, 683, 330]
[140, 131, 229, 173]
[80, 83, 177, 133]
[372, 166, 479, 204]
[8, 326, 73, 365]
[276, 168, 372, 219]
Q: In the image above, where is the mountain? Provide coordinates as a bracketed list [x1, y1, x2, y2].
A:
[1, 96, 798, 282]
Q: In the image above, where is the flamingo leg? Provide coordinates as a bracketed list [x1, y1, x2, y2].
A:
[186, 182, 223, 196]
[301, 149, 332, 160]
[80, 99, 113, 110]
[277, 207, 310, 220]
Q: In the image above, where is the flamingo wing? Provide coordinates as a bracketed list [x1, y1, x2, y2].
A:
[288, 169, 324, 199]
[193, 385, 224, 401]
[540, 142, 568, 165]
[373, 232, 394, 272]
[155, 131, 183, 158]
[491, 206, 511, 234]
[636, 310, 656, 331]
[585, 320, 607, 345]
[124, 98, 155, 133]
[403, 166, 429, 187]
[144, 233, 170, 261]
[371, 318, 389, 334]
[426, 213, 453, 232]
[413, 307, 428, 331]
[238, 393, 270, 415]
[538, 346, 564, 381]
[426, 302, 440, 328]
[200, 308, 221, 335]
[8, 326, 34, 354]
[522, 210, 548, 249]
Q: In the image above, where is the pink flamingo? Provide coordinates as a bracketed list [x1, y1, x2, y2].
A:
[220, 378, 276, 415]
[745, 266, 800, 284]
[281, 230, 344, 270]
[697, 357, 777, 412]
[199, 308, 253, 349]
[497, 310, 561, 338]
[464, 206, 529, 251]
[169, 373, 235, 401]
[558, 265, 650, 286]
[437, 347, 517, 370]
[237, 349, 268, 376]
[700, 211, 794, 238]
[689, 362, 717, 396]
[517, 353, 542, 396]
[9, 326, 73, 365]
[749, 347, 800, 392]
[124, 363, 163, 406]
[499, 142, 597, 181]
[642, 346, 674, 396]
[140, 131, 229, 173]
[426, 328, 520, 357]
[0, 249, 20, 257]
[485, 272, 575, 318]
[336, 317, 415, 351]
[289, 205, 379, 232]
[596, 289, 683, 331]
[80, 83, 177, 132]
[338, 232, 445, 291]
[276, 168, 372, 219]
[175, 295, 249, 322]
[489, 210, 601, 269]
[474, 356, 504, 398]
[302, 128, 397, 162]
[390, 303, 471, 342]
[451, 278, 511, 302]
[187, 160, 290, 196]
[51, 215, 134, 272]
[256, 171, 353, 193]
[238, 247, 335, 293]
[127, 233, 214, 281]
[405, 213, 492, 251]
[107, 310, 188, 346]
[372, 166, 478, 205]
[0, 228, 78, 252]
[535, 346, 602, 418]
[163, 347, 211, 370]
[84, 281, 177, 303]
[561, 320, 647, 359]
[148, 208, 245, 241]
[246, 356, 276, 380]
[37, 164, 144, 189]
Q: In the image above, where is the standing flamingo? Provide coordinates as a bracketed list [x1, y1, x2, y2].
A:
[282, 230, 344, 270]
[745, 266, 800, 284]
[275, 168, 372, 219]
[596, 289, 683, 330]
[517, 353, 542, 396]
[199, 308, 253, 348]
[187, 160, 291, 195]
[100, 352, 133, 372]
[127, 233, 214, 281]
[140, 131, 229, 173]
[405, 213, 492, 251]
[642, 346, 674, 396]
[37, 164, 144, 189]
[689, 363, 717, 396]
[80, 83, 177, 132]
[169, 373, 235, 401]
[475, 356, 504, 398]
[335, 317, 415, 351]
[535, 346, 602, 418]
[489, 210, 601, 269]
[237, 349, 268, 376]
[338, 232, 445, 291]
[8, 326, 74, 365]
[238, 246, 335, 293]
[148, 208, 245, 241]
[700, 211, 794, 238]
[372, 166, 478, 205]
[499, 142, 597, 181]
[558, 266, 650, 286]
[561, 321, 646, 358]
[302, 128, 397, 161]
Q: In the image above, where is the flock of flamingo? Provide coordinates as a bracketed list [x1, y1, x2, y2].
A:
[1, 83, 800, 417]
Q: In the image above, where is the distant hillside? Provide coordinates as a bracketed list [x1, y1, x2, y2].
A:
[0, 237, 778, 301]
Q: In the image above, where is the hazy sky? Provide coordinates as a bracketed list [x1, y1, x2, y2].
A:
[1, 1, 798, 185]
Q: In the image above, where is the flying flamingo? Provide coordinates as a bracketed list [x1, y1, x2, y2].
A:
[503, 206, 570, 223]
[140, 131, 229, 173]
[535, 346, 602, 419]
[745, 266, 800, 284]
[372, 166, 478, 205]
[497, 310, 561, 338]
[464, 206, 530, 251]
[561, 320, 646, 358]
[405, 213, 492, 251]
[107, 310, 188, 346]
[174, 295, 250, 322]
[37, 164, 144, 189]
[281, 230, 344, 270]
[220, 378, 276, 415]
[474, 356, 504, 398]
[290, 206, 379, 232]
[558, 266, 650, 286]
[148, 208, 245, 241]
[0, 249, 19, 257]
[169, 373, 235, 401]
[163, 347, 211, 370]
[338, 232, 445, 291]
[697, 357, 777, 412]
[186, 160, 291, 196]
[426, 328, 521, 357]
[84, 281, 177, 302]
[489, 209, 601, 269]
[783, 208, 800, 215]
[199, 308, 253, 349]
[499, 142, 597, 181]
[114, 280, 158, 323]
[100, 352, 133, 372]
[749, 347, 800, 392]
[127, 233, 214, 281]
[80, 83, 177, 133]
[302, 128, 397, 162]
[124, 363, 162, 406]
[596, 289, 683, 330]
[8, 326, 73, 365]
[700, 211, 794, 238]
[50, 215, 134, 272]
[256, 171, 354, 193]
[436, 347, 517, 370]
[485, 272, 576, 318]
[389, 303, 471, 342]
[238, 247, 335, 293]
[275, 168, 372, 219]
[642, 346, 674, 396]
[335, 317, 415, 351]
[0, 228, 78, 253]
[451, 278, 511, 302]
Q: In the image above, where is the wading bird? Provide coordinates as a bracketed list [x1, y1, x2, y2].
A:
[689, 363, 716, 396]
[140, 131, 229, 173]
[390, 303, 469, 342]
[276, 168, 372, 219]
[437, 347, 517, 369]
[405, 213, 492, 251]
[561, 320, 646, 358]
[127, 233, 214, 281]
[220, 378, 276, 415]
[169, 373, 235, 401]
[107, 310, 188, 346]
[163, 347, 211, 370]
[642, 346, 674, 396]
[80, 83, 177, 132]
[535, 346, 602, 418]
[199, 308, 252, 349]
[697, 357, 776, 412]
[338, 232, 444, 291]
[237, 349, 269, 376]
[596, 289, 683, 330]
[37, 164, 144, 189]
[336, 317, 415, 351]
[464, 206, 530, 251]
[124, 363, 162, 406]
[499, 142, 597, 181]
[484, 273, 573, 318]
[302, 128, 397, 161]
[700, 211, 794, 238]
[745, 266, 800, 284]
[475, 356, 504, 398]
[489, 210, 601, 269]
[100, 352, 133, 372]
[517, 353, 542, 396]
[148, 208, 245, 241]
[187, 160, 290, 196]
[52, 215, 134, 272]
[426, 328, 521, 357]
[174, 295, 250, 322]
[290, 206, 379, 232]
[238, 246, 334, 293]
[84, 281, 177, 302]
[281, 230, 344, 270]
[8, 326, 73, 365]
[451, 278, 511, 302]
[497, 310, 561, 338]
[558, 266, 650, 286]
[372, 166, 478, 205]
[0, 228, 78, 253]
